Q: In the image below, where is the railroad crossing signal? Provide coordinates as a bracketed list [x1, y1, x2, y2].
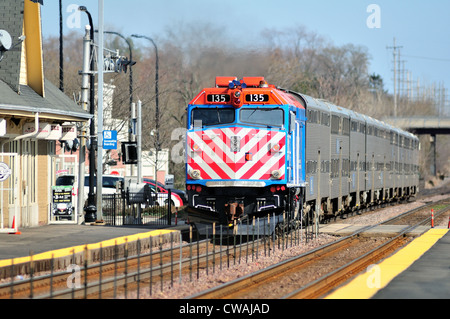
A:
[102, 55, 136, 73]
[116, 56, 136, 73]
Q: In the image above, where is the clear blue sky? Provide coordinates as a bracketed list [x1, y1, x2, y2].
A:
[41, 0, 450, 100]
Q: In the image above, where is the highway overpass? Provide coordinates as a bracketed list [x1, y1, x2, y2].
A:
[383, 116, 450, 176]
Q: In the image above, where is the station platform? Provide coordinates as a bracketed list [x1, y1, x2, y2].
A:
[325, 227, 450, 299]
[0, 224, 184, 278]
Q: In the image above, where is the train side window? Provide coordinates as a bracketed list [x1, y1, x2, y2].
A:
[361, 124, 366, 134]
[331, 115, 340, 134]
[342, 118, 350, 136]
[321, 113, 330, 126]
[308, 110, 319, 124]
[289, 111, 296, 132]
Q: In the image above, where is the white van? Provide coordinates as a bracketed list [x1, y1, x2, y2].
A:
[56, 174, 124, 202]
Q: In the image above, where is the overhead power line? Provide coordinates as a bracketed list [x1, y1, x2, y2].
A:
[403, 55, 450, 62]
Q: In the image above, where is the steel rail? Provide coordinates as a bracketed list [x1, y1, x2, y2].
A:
[3, 197, 448, 299]
[284, 198, 450, 299]
[0, 239, 211, 299]
[189, 197, 450, 299]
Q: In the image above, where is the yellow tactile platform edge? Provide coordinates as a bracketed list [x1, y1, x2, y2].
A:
[325, 228, 449, 299]
[0, 229, 177, 267]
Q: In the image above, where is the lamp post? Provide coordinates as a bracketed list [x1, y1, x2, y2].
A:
[131, 34, 160, 183]
[78, 5, 97, 223]
[59, 0, 64, 92]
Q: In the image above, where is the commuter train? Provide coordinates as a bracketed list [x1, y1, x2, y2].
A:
[185, 76, 419, 225]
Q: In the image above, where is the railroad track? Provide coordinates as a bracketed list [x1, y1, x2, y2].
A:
[190, 197, 450, 299]
[0, 236, 215, 299]
[2, 197, 449, 299]
[0, 227, 267, 299]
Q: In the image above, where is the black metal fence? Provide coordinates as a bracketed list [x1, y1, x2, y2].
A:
[0, 217, 321, 299]
[102, 191, 174, 226]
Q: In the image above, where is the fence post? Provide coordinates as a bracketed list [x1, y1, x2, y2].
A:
[167, 189, 172, 225]
[112, 193, 116, 226]
[122, 189, 126, 225]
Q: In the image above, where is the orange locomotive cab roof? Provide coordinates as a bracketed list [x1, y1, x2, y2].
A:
[189, 76, 306, 110]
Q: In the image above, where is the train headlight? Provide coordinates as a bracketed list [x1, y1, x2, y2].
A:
[190, 169, 201, 179]
[271, 170, 282, 179]
[192, 144, 201, 152]
[270, 143, 281, 153]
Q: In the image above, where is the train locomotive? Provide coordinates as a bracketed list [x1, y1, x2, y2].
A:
[185, 77, 420, 226]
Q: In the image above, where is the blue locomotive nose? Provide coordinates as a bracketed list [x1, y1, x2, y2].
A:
[186, 127, 288, 182]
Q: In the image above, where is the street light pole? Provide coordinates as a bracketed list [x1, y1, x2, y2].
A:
[59, 0, 64, 92]
[131, 34, 160, 182]
[78, 5, 97, 223]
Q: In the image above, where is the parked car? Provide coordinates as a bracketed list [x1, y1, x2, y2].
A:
[55, 174, 76, 187]
[55, 174, 124, 202]
[142, 178, 184, 207]
[84, 175, 124, 196]
[143, 178, 187, 205]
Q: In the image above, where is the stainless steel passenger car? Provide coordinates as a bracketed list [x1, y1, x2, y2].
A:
[302, 95, 419, 222]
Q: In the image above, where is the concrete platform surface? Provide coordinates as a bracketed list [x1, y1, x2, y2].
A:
[326, 228, 450, 299]
[373, 228, 450, 299]
[0, 224, 180, 261]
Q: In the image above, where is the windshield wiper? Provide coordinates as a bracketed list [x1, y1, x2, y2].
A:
[216, 107, 221, 123]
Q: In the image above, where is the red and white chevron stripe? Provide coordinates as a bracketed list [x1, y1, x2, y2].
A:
[187, 127, 286, 181]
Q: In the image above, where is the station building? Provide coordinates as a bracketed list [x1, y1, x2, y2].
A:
[0, 0, 90, 231]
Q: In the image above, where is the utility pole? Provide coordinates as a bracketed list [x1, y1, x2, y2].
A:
[79, 3, 132, 224]
[96, 0, 104, 221]
[137, 100, 142, 184]
[387, 38, 402, 117]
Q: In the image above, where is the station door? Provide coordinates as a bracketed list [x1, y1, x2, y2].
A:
[0, 153, 19, 233]
[50, 154, 79, 224]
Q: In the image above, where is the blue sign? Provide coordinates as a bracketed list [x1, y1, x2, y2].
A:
[103, 130, 117, 150]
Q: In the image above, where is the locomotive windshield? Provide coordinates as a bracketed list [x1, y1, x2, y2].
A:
[240, 108, 284, 127]
[191, 108, 235, 127]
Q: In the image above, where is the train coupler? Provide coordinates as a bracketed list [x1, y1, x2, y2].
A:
[225, 202, 244, 224]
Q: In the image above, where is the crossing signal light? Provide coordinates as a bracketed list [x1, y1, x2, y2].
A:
[116, 56, 136, 73]
[61, 138, 80, 153]
[121, 142, 137, 164]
